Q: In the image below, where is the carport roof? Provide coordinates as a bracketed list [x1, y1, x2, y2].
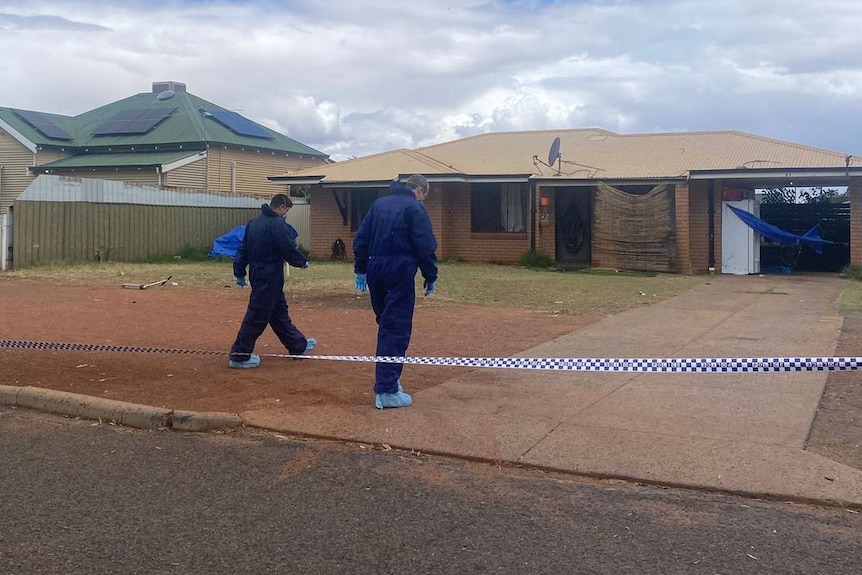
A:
[271, 128, 861, 186]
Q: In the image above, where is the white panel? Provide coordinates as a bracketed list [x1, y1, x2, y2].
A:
[721, 199, 760, 275]
[0, 211, 9, 270]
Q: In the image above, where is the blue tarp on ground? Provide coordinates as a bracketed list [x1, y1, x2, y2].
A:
[729, 205, 834, 254]
[208, 224, 299, 258]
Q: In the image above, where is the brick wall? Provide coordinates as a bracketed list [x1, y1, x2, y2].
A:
[309, 183, 532, 264]
[687, 180, 714, 274]
[675, 182, 693, 273]
[851, 177, 862, 266]
[310, 188, 352, 261]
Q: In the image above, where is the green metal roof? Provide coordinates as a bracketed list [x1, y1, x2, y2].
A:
[0, 107, 78, 147]
[0, 89, 328, 160]
[33, 150, 200, 171]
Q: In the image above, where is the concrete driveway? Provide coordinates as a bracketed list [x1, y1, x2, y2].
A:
[244, 273, 862, 506]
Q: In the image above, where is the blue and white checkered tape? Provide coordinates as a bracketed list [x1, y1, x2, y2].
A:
[299, 355, 862, 372]
[1, 340, 859, 372]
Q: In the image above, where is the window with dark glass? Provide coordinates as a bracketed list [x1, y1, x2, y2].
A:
[350, 189, 380, 231]
[470, 183, 528, 233]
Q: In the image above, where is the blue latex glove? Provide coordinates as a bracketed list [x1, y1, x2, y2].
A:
[355, 273, 367, 292]
[424, 279, 436, 297]
[235, 276, 246, 288]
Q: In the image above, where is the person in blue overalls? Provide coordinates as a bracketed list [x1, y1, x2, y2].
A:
[229, 193, 316, 368]
[353, 175, 438, 409]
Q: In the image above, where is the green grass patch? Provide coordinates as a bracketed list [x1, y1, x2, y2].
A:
[5, 261, 703, 316]
[146, 245, 210, 264]
[839, 280, 862, 315]
[432, 263, 699, 314]
[573, 267, 658, 278]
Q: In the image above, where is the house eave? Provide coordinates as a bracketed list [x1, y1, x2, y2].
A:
[268, 175, 326, 186]
[416, 174, 532, 184]
[30, 163, 163, 174]
[531, 176, 687, 187]
[269, 173, 534, 187]
[689, 166, 862, 187]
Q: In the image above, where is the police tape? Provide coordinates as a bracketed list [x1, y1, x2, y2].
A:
[298, 355, 862, 372]
[1, 339, 860, 373]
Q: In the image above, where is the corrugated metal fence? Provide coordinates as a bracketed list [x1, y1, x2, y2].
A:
[286, 199, 310, 253]
[12, 175, 311, 268]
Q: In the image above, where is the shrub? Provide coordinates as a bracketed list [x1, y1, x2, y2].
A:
[517, 250, 555, 269]
[176, 245, 209, 261]
[146, 245, 209, 264]
[843, 264, 862, 281]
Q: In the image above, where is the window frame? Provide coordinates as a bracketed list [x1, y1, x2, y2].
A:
[470, 182, 529, 233]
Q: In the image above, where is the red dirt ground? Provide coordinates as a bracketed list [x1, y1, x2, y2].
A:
[0, 278, 596, 413]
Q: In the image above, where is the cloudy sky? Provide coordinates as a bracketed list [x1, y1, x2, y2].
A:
[1, 0, 861, 160]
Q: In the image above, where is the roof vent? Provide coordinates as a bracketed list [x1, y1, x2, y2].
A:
[156, 90, 176, 101]
[152, 81, 187, 94]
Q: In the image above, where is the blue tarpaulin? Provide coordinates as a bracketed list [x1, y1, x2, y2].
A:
[209, 225, 245, 258]
[208, 223, 299, 258]
[728, 205, 833, 255]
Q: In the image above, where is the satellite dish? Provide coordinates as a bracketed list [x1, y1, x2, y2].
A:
[156, 90, 176, 101]
[548, 136, 561, 166]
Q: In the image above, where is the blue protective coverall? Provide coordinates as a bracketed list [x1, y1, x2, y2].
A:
[353, 180, 438, 394]
[230, 204, 309, 361]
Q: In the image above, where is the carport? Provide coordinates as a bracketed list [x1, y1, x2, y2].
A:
[689, 166, 862, 274]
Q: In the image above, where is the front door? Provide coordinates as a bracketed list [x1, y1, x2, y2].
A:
[555, 187, 591, 267]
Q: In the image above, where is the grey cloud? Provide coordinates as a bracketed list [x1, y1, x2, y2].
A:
[2, 0, 862, 160]
[0, 11, 109, 32]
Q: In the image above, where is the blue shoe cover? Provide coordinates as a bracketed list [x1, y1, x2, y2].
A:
[305, 338, 317, 353]
[229, 354, 260, 369]
[375, 390, 412, 409]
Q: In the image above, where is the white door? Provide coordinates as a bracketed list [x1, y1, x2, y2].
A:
[721, 200, 760, 275]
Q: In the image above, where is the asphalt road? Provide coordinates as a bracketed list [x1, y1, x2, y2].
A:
[1, 405, 860, 575]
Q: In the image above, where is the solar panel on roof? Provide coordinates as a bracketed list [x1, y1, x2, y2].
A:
[204, 108, 272, 139]
[116, 121, 146, 134]
[13, 109, 73, 140]
[108, 109, 143, 121]
[92, 107, 176, 136]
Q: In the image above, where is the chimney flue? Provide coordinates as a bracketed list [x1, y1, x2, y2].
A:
[152, 81, 187, 94]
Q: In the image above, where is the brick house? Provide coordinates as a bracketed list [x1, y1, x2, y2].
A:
[270, 129, 862, 274]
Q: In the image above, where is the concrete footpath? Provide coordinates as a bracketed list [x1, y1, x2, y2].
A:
[4, 273, 862, 507]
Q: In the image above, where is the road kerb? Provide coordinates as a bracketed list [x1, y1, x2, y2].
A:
[0, 384, 20, 406]
[0, 385, 240, 431]
[171, 410, 242, 431]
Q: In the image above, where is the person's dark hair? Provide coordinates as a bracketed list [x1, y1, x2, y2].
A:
[270, 193, 293, 209]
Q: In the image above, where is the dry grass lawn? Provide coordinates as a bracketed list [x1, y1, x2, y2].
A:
[6, 260, 704, 316]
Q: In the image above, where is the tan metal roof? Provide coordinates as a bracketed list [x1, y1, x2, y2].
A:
[278, 129, 857, 184]
[271, 148, 461, 185]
